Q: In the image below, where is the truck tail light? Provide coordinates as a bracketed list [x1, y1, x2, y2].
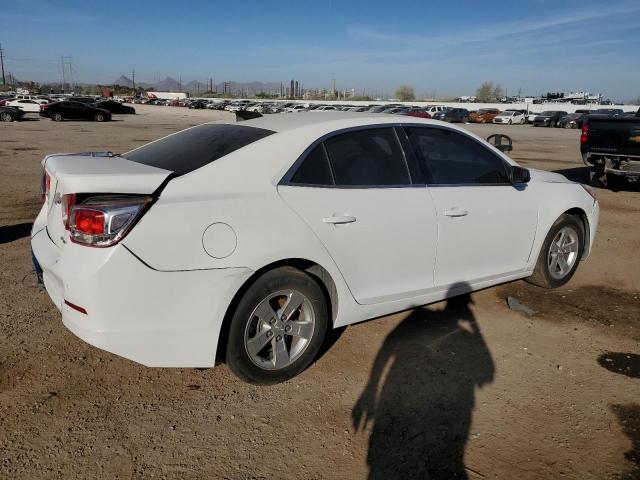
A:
[580, 124, 589, 144]
[69, 195, 152, 247]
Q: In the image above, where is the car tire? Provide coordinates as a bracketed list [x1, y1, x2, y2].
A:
[589, 166, 607, 188]
[226, 266, 329, 385]
[550, 120, 556, 128]
[520, 118, 525, 124]
[526, 214, 584, 289]
[51, 112, 63, 122]
[0, 112, 13, 122]
[94, 113, 105, 122]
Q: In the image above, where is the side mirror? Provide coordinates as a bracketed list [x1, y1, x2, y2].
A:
[511, 165, 531, 184]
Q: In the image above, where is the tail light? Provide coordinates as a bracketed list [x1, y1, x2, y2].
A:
[69, 195, 152, 247]
[40, 170, 51, 202]
[61, 193, 77, 229]
[580, 123, 589, 144]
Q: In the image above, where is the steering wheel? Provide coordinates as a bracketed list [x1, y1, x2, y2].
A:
[486, 134, 513, 153]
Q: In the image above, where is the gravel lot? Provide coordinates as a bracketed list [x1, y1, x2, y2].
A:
[1, 105, 639, 479]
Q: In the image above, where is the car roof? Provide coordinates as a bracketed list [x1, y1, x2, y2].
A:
[238, 111, 430, 133]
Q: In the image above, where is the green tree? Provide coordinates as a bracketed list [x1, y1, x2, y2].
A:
[476, 82, 504, 102]
[395, 85, 415, 101]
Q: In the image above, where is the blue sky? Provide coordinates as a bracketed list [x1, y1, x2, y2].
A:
[2, 0, 640, 100]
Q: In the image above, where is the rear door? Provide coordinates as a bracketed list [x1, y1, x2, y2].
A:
[406, 126, 538, 287]
[278, 127, 438, 305]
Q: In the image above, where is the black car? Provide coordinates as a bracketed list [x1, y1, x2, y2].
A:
[558, 112, 589, 129]
[40, 101, 112, 122]
[432, 108, 469, 123]
[189, 100, 207, 109]
[95, 101, 135, 114]
[532, 110, 568, 127]
[0, 106, 24, 122]
[68, 96, 99, 104]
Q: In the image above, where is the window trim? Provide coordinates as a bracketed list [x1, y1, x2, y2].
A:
[281, 124, 419, 189]
[402, 125, 514, 187]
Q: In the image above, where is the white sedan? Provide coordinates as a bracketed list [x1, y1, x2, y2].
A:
[31, 113, 599, 384]
[493, 110, 526, 124]
[6, 99, 42, 113]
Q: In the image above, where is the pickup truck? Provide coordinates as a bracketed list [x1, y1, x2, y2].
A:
[580, 108, 640, 187]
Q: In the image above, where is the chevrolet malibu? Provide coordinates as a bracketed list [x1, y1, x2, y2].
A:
[31, 113, 599, 384]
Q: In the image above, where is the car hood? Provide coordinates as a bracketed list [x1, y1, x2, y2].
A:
[529, 168, 572, 184]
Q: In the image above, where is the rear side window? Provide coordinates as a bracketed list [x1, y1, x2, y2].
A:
[407, 127, 510, 185]
[124, 124, 275, 176]
[323, 128, 410, 186]
[291, 144, 333, 185]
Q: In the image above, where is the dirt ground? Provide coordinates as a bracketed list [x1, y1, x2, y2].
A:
[1, 105, 639, 479]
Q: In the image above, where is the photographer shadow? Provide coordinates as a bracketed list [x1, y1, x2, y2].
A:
[353, 284, 495, 479]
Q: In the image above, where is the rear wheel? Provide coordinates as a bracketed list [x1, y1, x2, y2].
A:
[526, 214, 584, 288]
[549, 120, 556, 128]
[51, 112, 63, 122]
[0, 112, 13, 122]
[226, 267, 329, 384]
[94, 113, 105, 122]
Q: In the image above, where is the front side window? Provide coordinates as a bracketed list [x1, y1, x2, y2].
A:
[323, 128, 410, 186]
[406, 127, 510, 185]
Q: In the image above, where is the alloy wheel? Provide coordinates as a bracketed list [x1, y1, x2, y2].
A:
[547, 226, 579, 279]
[244, 290, 316, 370]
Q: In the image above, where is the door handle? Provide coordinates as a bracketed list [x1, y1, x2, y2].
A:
[323, 215, 357, 224]
[443, 208, 468, 217]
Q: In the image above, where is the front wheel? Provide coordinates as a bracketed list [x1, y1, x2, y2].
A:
[94, 113, 105, 122]
[526, 214, 584, 288]
[508, 119, 513, 125]
[226, 267, 329, 384]
[549, 120, 556, 128]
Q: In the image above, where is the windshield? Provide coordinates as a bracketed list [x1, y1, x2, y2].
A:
[123, 124, 275, 176]
[540, 111, 555, 115]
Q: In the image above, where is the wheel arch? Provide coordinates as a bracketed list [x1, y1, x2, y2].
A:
[215, 258, 338, 363]
[564, 207, 590, 259]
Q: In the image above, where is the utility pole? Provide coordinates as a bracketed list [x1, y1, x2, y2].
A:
[0, 43, 6, 86]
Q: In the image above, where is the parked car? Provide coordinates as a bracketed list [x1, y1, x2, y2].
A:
[532, 111, 568, 128]
[381, 107, 410, 114]
[469, 108, 501, 124]
[404, 108, 431, 119]
[30, 113, 599, 384]
[284, 105, 308, 113]
[431, 108, 469, 123]
[40, 101, 112, 122]
[558, 113, 589, 129]
[0, 105, 24, 122]
[493, 110, 526, 124]
[68, 96, 100, 105]
[189, 100, 208, 109]
[95, 101, 136, 114]
[594, 108, 624, 116]
[526, 112, 543, 124]
[5, 99, 42, 113]
[581, 108, 640, 187]
[422, 105, 448, 116]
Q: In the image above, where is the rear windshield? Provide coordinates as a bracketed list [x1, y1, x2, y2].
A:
[123, 123, 275, 175]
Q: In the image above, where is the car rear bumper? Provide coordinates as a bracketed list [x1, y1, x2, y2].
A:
[31, 228, 253, 367]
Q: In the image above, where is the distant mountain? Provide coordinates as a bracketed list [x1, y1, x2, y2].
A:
[113, 75, 133, 87]
[185, 80, 207, 93]
[155, 76, 182, 91]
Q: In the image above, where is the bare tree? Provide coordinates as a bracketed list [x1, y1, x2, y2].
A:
[395, 85, 415, 102]
[476, 82, 503, 102]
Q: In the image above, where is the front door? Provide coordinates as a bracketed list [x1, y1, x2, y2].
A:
[405, 126, 538, 287]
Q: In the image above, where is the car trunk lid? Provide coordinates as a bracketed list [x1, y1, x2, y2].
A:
[43, 152, 172, 247]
